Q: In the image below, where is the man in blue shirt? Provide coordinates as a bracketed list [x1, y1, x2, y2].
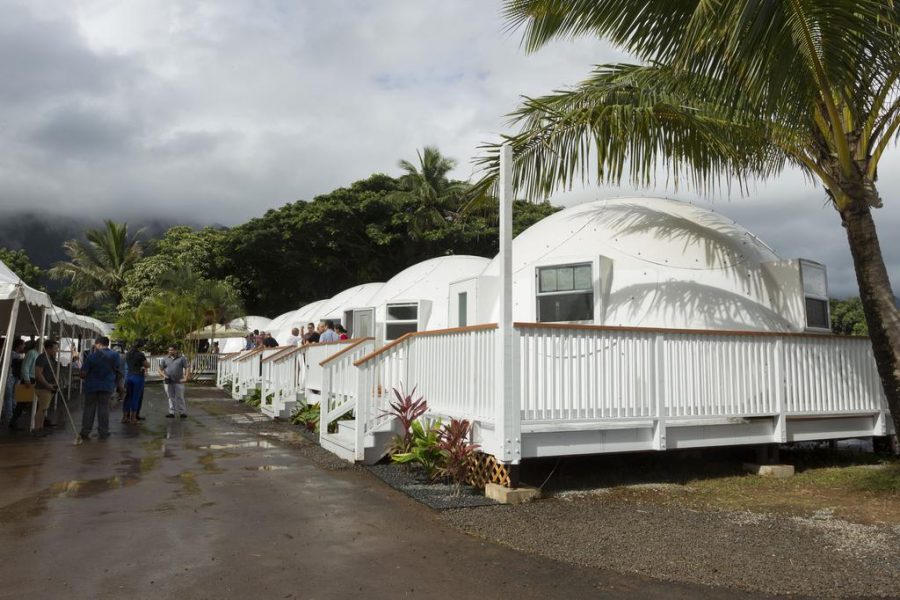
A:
[79, 336, 123, 440]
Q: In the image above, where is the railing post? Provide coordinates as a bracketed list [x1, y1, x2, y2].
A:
[653, 333, 666, 450]
[320, 362, 332, 445]
[773, 338, 787, 443]
[496, 144, 521, 469]
[355, 363, 368, 462]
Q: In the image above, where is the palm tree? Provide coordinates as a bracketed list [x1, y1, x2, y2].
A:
[478, 0, 900, 434]
[50, 220, 143, 311]
[399, 147, 467, 238]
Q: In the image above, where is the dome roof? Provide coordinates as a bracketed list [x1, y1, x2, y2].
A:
[480, 197, 794, 331]
[369, 255, 491, 330]
[317, 282, 385, 319]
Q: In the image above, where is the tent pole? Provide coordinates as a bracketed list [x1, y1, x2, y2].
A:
[0, 290, 21, 422]
[30, 306, 48, 432]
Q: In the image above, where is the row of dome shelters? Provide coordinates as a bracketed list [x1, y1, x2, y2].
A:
[221, 197, 832, 353]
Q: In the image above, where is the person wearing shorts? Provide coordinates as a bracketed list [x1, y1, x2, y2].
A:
[33, 340, 60, 437]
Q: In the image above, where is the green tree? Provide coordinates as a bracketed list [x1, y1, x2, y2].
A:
[482, 0, 900, 434]
[399, 147, 468, 239]
[0, 247, 43, 289]
[119, 226, 227, 310]
[217, 172, 561, 316]
[831, 297, 870, 336]
[49, 220, 143, 313]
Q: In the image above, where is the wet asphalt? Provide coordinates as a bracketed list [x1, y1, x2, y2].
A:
[0, 384, 768, 600]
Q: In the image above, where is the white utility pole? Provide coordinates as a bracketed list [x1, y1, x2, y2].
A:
[496, 144, 521, 480]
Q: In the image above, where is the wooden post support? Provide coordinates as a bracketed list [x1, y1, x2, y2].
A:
[496, 144, 521, 468]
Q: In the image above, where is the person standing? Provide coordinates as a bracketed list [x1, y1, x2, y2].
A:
[285, 328, 301, 346]
[301, 323, 319, 345]
[33, 340, 60, 437]
[3, 338, 24, 425]
[263, 332, 278, 348]
[319, 320, 340, 343]
[123, 341, 149, 424]
[79, 336, 122, 440]
[159, 345, 190, 419]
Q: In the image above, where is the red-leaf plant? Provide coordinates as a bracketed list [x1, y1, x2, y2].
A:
[437, 419, 480, 495]
[381, 386, 428, 454]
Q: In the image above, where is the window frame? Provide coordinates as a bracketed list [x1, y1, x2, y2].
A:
[385, 302, 419, 341]
[535, 262, 595, 323]
[799, 259, 830, 332]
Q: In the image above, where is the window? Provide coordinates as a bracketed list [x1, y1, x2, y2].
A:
[385, 302, 418, 340]
[458, 292, 467, 327]
[800, 260, 829, 330]
[536, 264, 594, 322]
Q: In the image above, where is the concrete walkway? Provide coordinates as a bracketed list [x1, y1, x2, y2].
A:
[0, 385, 767, 599]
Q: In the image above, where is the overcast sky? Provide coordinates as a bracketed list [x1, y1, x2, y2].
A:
[1, 0, 897, 297]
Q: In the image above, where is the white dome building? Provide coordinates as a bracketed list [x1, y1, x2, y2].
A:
[456, 197, 828, 333]
[362, 256, 492, 342]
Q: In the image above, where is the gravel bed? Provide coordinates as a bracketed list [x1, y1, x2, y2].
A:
[440, 495, 900, 598]
[367, 463, 498, 510]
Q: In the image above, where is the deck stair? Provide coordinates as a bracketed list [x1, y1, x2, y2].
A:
[319, 418, 398, 464]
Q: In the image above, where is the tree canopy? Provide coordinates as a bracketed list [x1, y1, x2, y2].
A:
[0, 247, 44, 289]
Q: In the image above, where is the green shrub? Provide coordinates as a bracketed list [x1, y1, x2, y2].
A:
[392, 419, 443, 480]
[291, 403, 320, 433]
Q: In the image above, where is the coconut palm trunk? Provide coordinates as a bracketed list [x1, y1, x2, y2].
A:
[840, 199, 900, 430]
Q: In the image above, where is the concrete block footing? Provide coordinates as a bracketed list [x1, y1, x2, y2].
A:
[485, 483, 540, 504]
[743, 463, 795, 478]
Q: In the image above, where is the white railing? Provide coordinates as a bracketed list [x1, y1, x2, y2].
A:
[192, 353, 219, 375]
[782, 335, 885, 415]
[300, 340, 357, 402]
[320, 338, 376, 457]
[340, 323, 888, 461]
[516, 324, 884, 424]
[261, 347, 302, 416]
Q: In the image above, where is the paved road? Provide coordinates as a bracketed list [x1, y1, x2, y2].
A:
[0, 385, 766, 599]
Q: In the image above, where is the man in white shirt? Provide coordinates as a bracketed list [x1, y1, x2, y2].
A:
[318, 320, 340, 343]
[285, 327, 302, 346]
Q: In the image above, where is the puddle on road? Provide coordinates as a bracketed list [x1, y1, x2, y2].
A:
[197, 441, 275, 450]
[0, 475, 141, 523]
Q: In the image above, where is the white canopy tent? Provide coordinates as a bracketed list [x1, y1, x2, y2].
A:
[1, 260, 104, 421]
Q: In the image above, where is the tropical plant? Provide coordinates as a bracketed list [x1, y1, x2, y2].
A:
[49, 220, 143, 311]
[437, 419, 480, 494]
[382, 386, 428, 455]
[399, 147, 468, 239]
[392, 419, 444, 481]
[245, 388, 262, 408]
[291, 403, 320, 433]
[482, 0, 900, 434]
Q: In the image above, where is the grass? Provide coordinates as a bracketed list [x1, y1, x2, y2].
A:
[525, 446, 900, 525]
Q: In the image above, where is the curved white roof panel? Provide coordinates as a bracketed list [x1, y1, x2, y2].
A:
[479, 197, 795, 332]
[369, 255, 491, 331]
[317, 282, 385, 320]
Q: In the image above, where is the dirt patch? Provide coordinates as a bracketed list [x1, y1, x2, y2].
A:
[442, 496, 900, 598]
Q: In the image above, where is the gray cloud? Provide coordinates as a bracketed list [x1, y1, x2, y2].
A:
[0, 0, 896, 299]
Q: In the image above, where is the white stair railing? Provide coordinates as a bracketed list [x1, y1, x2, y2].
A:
[319, 338, 376, 456]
